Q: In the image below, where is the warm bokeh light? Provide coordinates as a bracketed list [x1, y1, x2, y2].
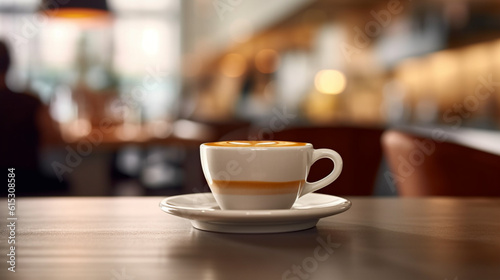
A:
[44, 8, 111, 29]
[255, 49, 280, 74]
[219, 53, 247, 78]
[115, 123, 142, 141]
[428, 50, 460, 103]
[71, 119, 92, 137]
[304, 92, 338, 123]
[314, 69, 347, 94]
[173, 120, 214, 140]
[61, 119, 92, 142]
[396, 58, 425, 91]
[147, 120, 173, 139]
[396, 40, 497, 110]
[46, 8, 110, 19]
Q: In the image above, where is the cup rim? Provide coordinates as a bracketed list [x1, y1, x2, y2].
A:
[201, 141, 312, 149]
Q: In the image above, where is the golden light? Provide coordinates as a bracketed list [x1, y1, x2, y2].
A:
[314, 69, 347, 94]
[304, 92, 338, 123]
[255, 49, 280, 74]
[45, 8, 110, 19]
[428, 50, 460, 101]
[115, 123, 142, 141]
[61, 118, 92, 142]
[44, 8, 111, 29]
[396, 58, 423, 87]
[220, 53, 247, 78]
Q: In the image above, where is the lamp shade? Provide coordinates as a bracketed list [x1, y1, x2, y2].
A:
[42, 0, 109, 11]
[40, 0, 111, 27]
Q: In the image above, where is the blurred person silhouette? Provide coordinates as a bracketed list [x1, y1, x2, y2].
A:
[0, 40, 65, 195]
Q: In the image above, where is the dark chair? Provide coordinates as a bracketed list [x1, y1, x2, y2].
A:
[265, 126, 385, 196]
[382, 130, 500, 196]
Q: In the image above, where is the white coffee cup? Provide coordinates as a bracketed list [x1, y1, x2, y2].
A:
[200, 140, 343, 210]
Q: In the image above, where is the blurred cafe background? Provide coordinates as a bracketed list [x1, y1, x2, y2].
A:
[1, 0, 500, 197]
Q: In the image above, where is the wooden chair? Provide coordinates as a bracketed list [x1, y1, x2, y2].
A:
[382, 130, 500, 196]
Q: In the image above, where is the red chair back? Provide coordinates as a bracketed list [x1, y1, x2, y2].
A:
[382, 130, 500, 196]
[268, 126, 384, 196]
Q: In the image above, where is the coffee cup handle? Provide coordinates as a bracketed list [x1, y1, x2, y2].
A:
[300, 149, 343, 197]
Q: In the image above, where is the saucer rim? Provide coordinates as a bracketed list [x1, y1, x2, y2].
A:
[159, 192, 351, 222]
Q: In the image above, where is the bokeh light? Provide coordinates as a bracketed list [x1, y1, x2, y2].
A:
[255, 49, 280, 74]
[219, 53, 247, 78]
[314, 69, 347, 94]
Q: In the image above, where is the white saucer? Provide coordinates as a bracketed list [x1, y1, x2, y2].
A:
[159, 193, 351, 233]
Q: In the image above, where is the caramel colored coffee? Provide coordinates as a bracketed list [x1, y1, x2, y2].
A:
[204, 140, 307, 147]
[211, 180, 305, 195]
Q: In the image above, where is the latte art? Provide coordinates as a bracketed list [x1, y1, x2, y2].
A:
[204, 140, 308, 147]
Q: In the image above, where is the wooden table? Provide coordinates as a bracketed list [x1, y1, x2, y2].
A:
[1, 197, 500, 280]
